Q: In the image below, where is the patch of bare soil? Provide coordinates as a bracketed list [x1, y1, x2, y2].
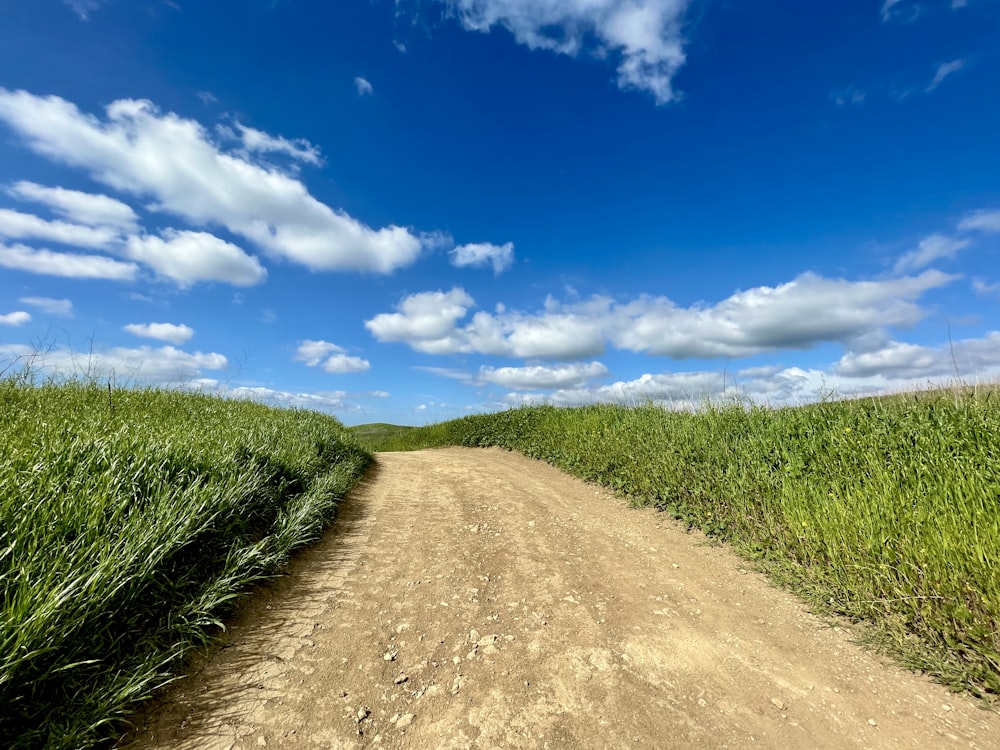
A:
[123, 448, 1000, 749]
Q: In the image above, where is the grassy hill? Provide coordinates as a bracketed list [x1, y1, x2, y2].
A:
[0, 381, 371, 749]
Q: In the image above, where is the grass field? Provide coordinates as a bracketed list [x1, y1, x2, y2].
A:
[356, 389, 1000, 701]
[0, 381, 371, 749]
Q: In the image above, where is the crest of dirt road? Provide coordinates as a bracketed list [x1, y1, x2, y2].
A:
[124, 439, 1000, 748]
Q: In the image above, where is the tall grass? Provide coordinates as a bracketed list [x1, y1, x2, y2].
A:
[360, 392, 1000, 700]
[0, 381, 371, 749]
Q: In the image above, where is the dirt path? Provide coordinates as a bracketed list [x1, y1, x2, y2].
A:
[124, 448, 1000, 749]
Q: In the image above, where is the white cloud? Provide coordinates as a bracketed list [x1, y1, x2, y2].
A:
[958, 209, 1000, 234]
[952, 0, 967, 8]
[124, 322, 195, 345]
[188, 380, 383, 413]
[926, 59, 964, 92]
[893, 233, 969, 273]
[365, 288, 477, 354]
[836, 332, 1000, 380]
[973, 279, 1000, 296]
[295, 339, 342, 366]
[836, 341, 947, 379]
[0, 208, 121, 248]
[436, 0, 691, 104]
[354, 77, 374, 96]
[613, 271, 955, 358]
[0, 89, 424, 273]
[8, 181, 139, 231]
[65, 0, 105, 20]
[218, 122, 323, 166]
[479, 361, 608, 390]
[493, 331, 1000, 410]
[450, 241, 515, 274]
[197, 91, 218, 105]
[294, 339, 371, 374]
[123, 230, 266, 287]
[368, 271, 956, 361]
[0, 242, 138, 280]
[19, 297, 74, 317]
[0, 311, 31, 326]
[322, 353, 372, 374]
[0, 343, 227, 383]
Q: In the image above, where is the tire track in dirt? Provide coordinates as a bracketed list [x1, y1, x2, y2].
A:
[123, 448, 1000, 749]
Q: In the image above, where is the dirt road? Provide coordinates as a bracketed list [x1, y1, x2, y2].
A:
[125, 448, 1000, 749]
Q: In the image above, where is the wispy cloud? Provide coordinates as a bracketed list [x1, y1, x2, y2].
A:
[435, 0, 692, 104]
[19, 297, 74, 317]
[830, 87, 866, 107]
[893, 233, 969, 273]
[958, 209, 1000, 233]
[64, 0, 105, 20]
[354, 77, 374, 96]
[926, 59, 965, 92]
[217, 122, 323, 166]
[881, 0, 921, 23]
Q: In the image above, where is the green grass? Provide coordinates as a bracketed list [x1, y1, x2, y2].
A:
[0, 381, 371, 749]
[348, 422, 416, 448]
[356, 391, 1000, 701]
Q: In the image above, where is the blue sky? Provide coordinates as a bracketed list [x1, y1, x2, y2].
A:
[0, 0, 998, 424]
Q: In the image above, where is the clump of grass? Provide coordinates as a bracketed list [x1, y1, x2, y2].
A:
[0, 380, 371, 749]
[359, 391, 1000, 700]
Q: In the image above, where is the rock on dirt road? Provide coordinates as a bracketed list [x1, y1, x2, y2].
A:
[123, 448, 1000, 749]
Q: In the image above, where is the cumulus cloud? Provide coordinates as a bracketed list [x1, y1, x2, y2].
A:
[294, 339, 371, 374]
[836, 332, 1000, 380]
[8, 181, 139, 230]
[123, 230, 266, 287]
[450, 241, 515, 274]
[188, 380, 386, 413]
[0, 208, 122, 248]
[479, 361, 608, 390]
[124, 322, 195, 345]
[893, 233, 969, 273]
[926, 59, 965, 92]
[958, 209, 1000, 234]
[19, 297, 74, 317]
[367, 271, 956, 360]
[0, 311, 31, 326]
[354, 77, 374, 96]
[0, 89, 424, 273]
[0, 343, 227, 383]
[365, 288, 477, 354]
[0, 242, 138, 280]
[436, 0, 691, 104]
[488, 331, 1000, 410]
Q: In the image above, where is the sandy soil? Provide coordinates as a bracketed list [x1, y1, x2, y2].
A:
[123, 447, 1000, 749]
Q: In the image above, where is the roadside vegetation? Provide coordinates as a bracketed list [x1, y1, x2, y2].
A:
[357, 389, 1000, 701]
[0, 380, 371, 749]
